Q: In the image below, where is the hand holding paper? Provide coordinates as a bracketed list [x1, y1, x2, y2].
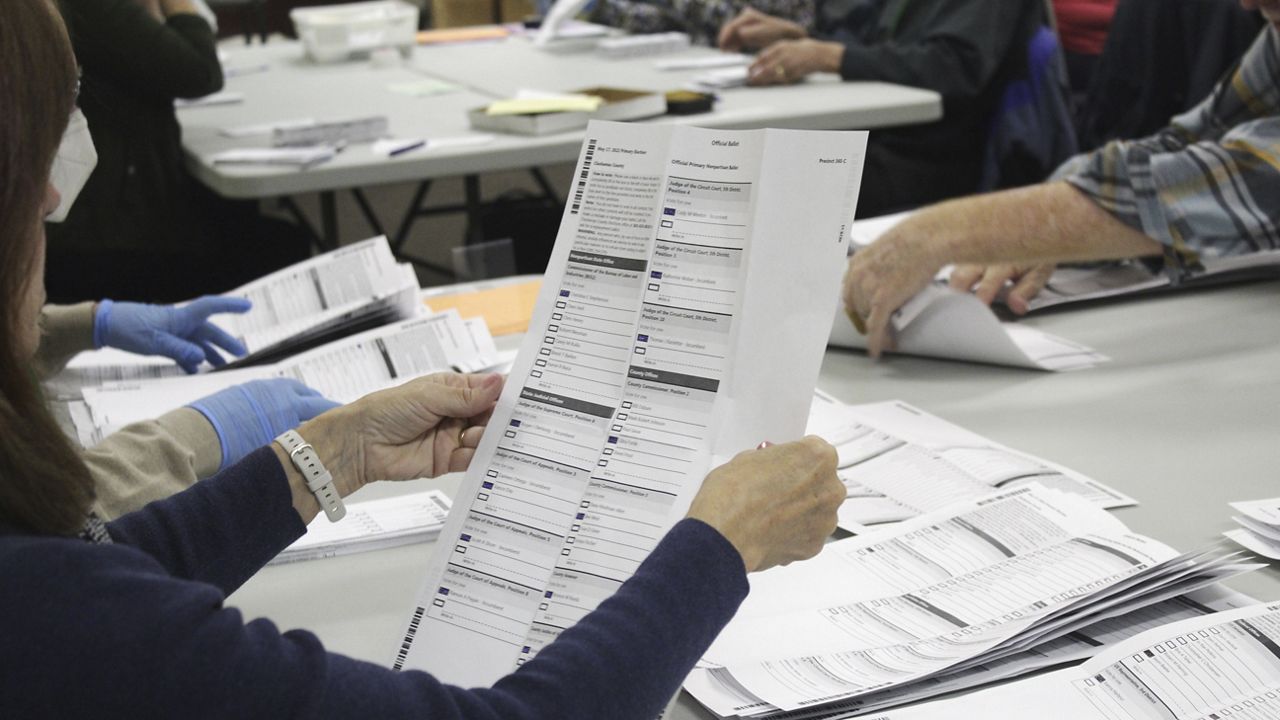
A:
[687, 437, 842, 573]
[298, 372, 504, 495]
[842, 225, 944, 358]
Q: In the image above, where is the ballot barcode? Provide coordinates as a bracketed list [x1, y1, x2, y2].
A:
[392, 606, 427, 670]
[570, 139, 596, 215]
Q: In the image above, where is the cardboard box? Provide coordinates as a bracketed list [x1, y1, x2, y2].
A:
[432, 0, 534, 27]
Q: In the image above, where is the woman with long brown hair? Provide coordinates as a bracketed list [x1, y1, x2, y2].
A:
[0, 3, 842, 712]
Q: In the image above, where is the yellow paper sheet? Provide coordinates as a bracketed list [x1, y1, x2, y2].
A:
[485, 96, 602, 116]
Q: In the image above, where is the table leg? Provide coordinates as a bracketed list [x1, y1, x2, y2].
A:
[350, 188, 386, 237]
[464, 174, 483, 245]
[394, 180, 434, 254]
[319, 191, 338, 250]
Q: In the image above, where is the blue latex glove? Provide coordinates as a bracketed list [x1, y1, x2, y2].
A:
[188, 378, 339, 470]
[94, 296, 253, 374]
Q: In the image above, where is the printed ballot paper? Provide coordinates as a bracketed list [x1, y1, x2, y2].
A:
[686, 485, 1259, 717]
[878, 600, 1280, 720]
[1226, 496, 1280, 559]
[806, 392, 1135, 532]
[74, 311, 496, 444]
[391, 120, 868, 683]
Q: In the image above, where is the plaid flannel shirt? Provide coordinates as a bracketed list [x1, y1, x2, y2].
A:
[1056, 25, 1280, 280]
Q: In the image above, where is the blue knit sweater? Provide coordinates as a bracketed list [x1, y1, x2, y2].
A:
[0, 447, 749, 717]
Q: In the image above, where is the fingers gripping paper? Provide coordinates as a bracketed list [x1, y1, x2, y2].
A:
[392, 120, 868, 684]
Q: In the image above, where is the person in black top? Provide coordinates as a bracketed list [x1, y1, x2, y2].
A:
[720, 0, 1044, 217]
[45, 0, 309, 303]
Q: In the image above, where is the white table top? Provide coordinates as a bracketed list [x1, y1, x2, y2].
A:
[181, 39, 941, 198]
[226, 279, 1280, 719]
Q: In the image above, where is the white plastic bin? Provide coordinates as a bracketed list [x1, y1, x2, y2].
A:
[291, 1, 419, 63]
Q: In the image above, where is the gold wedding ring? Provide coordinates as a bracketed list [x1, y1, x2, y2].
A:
[774, 65, 786, 81]
[458, 426, 470, 446]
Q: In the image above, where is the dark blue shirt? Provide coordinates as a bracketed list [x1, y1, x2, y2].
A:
[0, 447, 749, 718]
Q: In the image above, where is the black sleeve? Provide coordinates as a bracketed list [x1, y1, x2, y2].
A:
[60, 0, 224, 100]
[837, 0, 1028, 100]
[106, 447, 305, 595]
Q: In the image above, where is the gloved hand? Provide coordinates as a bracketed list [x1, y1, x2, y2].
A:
[94, 296, 253, 374]
[189, 378, 340, 470]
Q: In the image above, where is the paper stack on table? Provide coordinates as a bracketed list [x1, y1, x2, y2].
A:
[876, 600, 1280, 720]
[829, 283, 1109, 370]
[271, 489, 453, 565]
[195, 236, 420, 367]
[48, 237, 418, 398]
[806, 391, 1135, 532]
[685, 485, 1261, 718]
[72, 310, 497, 446]
[1225, 497, 1280, 559]
[690, 585, 1257, 720]
[48, 237, 421, 386]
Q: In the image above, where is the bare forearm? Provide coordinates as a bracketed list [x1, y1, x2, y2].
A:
[903, 182, 1163, 270]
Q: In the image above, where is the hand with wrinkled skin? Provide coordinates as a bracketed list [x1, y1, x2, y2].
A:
[278, 372, 503, 523]
[747, 38, 844, 85]
[948, 263, 1057, 315]
[687, 436, 843, 573]
[842, 227, 944, 359]
[718, 7, 807, 52]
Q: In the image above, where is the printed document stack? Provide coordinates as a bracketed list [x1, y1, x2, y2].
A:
[1225, 496, 1280, 559]
[877, 601, 1280, 720]
[805, 392, 1134, 531]
[48, 236, 420, 396]
[72, 310, 496, 446]
[686, 485, 1259, 718]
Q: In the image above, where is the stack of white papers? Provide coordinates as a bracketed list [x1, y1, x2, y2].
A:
[73, 309, 497, 445]
[1225, 497, 1280, 559]
[829, 283, 1109, 371]
[50, 237, 420, 384]
[175, 90, 244, 108]
[596, 31, 690, 58]
[210, 146, 339, 169]
[1028, 250, 1280, 312]
[220, 118, 319, 139]
[877, 600, 1280, 720]
[692, 66, 750, 89]
[686, 485, 1260, 718]
[655, 53, 751, 71]
[689, 585, 1256, 719]
[271, 489, 452, 565]
[806, 392, 1135, 531]
[45, 348, 183, 401]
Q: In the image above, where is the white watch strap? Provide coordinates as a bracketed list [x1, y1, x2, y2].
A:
[275, 429, 346, 522]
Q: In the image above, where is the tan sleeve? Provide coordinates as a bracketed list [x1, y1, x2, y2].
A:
[35, 302, 97, 378]
[85, 407, 223, 519]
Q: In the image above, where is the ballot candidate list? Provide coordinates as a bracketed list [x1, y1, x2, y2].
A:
[1074, 604, 1280, 720]
[395, 121, 867, 684]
